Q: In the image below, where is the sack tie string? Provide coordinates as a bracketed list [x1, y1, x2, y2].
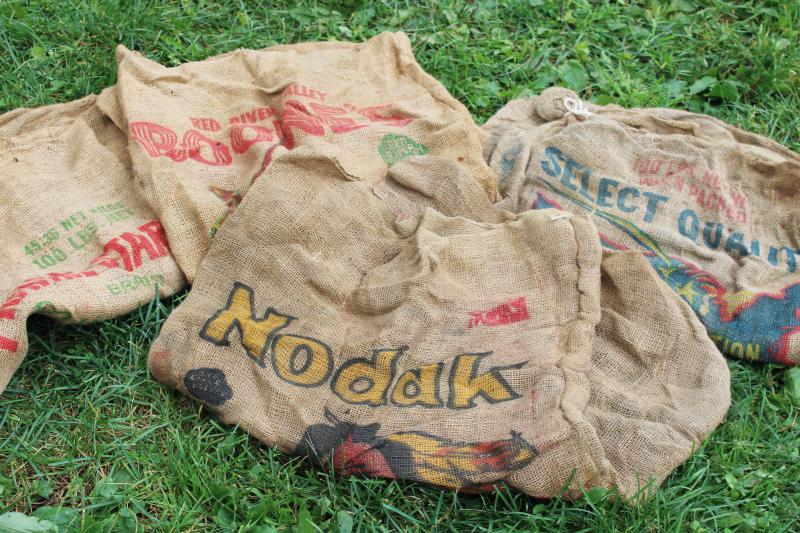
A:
[563, 96, 594, 118]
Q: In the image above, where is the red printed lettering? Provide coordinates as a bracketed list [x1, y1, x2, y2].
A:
[131, 123, 231, 166]
[282, 100, 325, 136]
[357, 104, 413, 127]
[467, 297, 530, 328]
[91, 221, 170, 272]
[703, 170, 721, 189]
[189, 117, 221, 131]
[282, 84, 326, 101]
[133, 86, 412, 167]
[120, 232, 160, 270]
[310, 103, 367, 134]
[633, 157, 664, 176]
[46, 272, 85, 282]
[182, 129, 232, 166]
[95, 238, 133, 271]
[257, 107, 273, 121]
[130, 122, 187, 162]
[17, 278, 50, 291]
[0, 335, 18, 353]
[731, 190, 746, 209]
[228, 107, 276, 125]
[230, 123, 276, 154]
[136, 220, 169, 256]
[1, 222, 172, 323]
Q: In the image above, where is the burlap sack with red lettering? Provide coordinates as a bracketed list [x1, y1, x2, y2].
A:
[483, 87, 800, 365]
[0, 97, 186, 393]
[148, 153, 729, 498]
[96, 32, 497, 282]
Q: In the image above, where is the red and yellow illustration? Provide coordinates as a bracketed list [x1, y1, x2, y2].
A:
[295, 412, 537, 491]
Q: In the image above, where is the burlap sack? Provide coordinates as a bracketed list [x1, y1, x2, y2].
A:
[0, 97, 186, 393]
[148, 152, 729, 498]
[483, 87, 800, 365]
[96, 32, 498, 282]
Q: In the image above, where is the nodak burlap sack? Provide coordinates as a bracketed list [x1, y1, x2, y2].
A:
[484, 87, 800, 365]
[0, 32, 494, 395]
[0, 97, 185, 393]
[97, 32, 497, 282]
[148, 153, 729, 498]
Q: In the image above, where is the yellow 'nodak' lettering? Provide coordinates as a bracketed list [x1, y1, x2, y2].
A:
[332, 348, 403, 406]
[448, 353, 521, 409]
[200, 282, 292, 364]
[201, 285, 524, 410]
[271, 334, 333, 387]
[391, 364, 443, 407]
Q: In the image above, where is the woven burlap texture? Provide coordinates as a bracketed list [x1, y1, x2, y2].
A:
[148, 153, 729, 498]
[483, 87, 800, 365]
[0, 32, 494, 395]
[97, 32, 498, 282]
[0, 97, 186, 393]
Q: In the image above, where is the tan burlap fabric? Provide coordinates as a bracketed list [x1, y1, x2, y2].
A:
[0, 97, 186, 393]
[483, 87, 800, 365]
[97, 32, 498, 282]
[1, 40, 731, 498]
[148, 153, 729, 498]
[0, 32, 495, 395]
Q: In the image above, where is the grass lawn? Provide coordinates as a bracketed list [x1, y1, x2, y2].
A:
[1, 1, 799, 531]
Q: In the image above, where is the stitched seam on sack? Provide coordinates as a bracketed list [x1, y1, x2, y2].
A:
[554, 216, 613, 489]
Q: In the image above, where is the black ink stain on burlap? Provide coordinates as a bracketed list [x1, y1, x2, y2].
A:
[184, 367, 233, 407]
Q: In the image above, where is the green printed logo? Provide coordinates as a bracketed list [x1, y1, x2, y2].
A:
[378, 134, 429, 166]
[31, 300, 72, 320]
[107, 273, 164, 296]
[22, 202, 134, 270]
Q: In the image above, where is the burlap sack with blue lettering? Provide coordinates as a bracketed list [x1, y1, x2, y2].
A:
[0, 97, 185, 394]
[484, 87, 800, 365]
[96, 32, 497, 283]
[147, 153, 729, 498]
